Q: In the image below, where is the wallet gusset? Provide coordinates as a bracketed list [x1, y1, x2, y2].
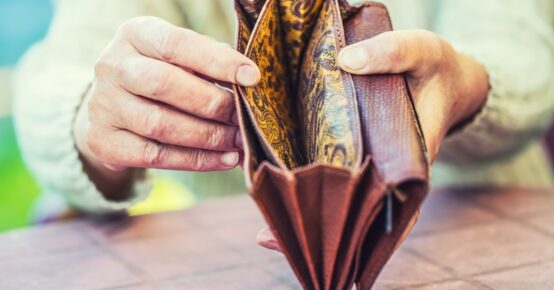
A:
[232, 1, 430, 289]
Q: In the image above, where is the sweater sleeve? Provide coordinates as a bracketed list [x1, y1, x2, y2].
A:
[433, 0, 554, 165]
[12, 0, 184, 214]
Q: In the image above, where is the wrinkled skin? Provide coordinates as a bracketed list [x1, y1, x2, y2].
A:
[73, 17, 260, 199]
[73, 17, 487, 248]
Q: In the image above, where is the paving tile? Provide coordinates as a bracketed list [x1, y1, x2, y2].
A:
[4, 188, 554, 290]
[411, 189, 499, 236]
[475, 260, 554, 290]
[208, 213, 266, 247]
[523, 210, 554, 237]
[468, 187, 554, 217]
[187, 195, 261, 228]
[373, 249, 453, 290]
[209, 217, 282, 263]
[80, 210, 198, 242]
[158, 266, 295, 290]
[109, 231, 246, 279]
[407, 221, 554, 276]
[0, 247, 141, 290]
[263, 257, 303, 289]
[0, 221, 91, 260]
[403, 280, 484, 290]
[106, 284, 157, 290]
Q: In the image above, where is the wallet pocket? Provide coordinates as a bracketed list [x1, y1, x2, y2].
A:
[238, 0, 362, 170]
[296, 0, 362, 168]
[240, 0, 302, 169]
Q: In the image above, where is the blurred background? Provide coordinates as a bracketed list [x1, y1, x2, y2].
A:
[1, 0, 553, 233]
[0, 0, 196, 232]
[0, 0, 52, 231]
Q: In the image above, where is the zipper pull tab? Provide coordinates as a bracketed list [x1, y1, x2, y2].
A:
[386, 190, 393, 234]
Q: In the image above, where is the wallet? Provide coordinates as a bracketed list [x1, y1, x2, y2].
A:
[232, 0, 430, 289]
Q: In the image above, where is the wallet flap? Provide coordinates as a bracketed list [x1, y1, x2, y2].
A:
[252, 164, 319, 290]
[297, 0, 363, 168]
[344, 2, 429, 185]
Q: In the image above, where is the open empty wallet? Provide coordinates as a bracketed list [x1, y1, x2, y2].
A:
[232, 0, 430, 289]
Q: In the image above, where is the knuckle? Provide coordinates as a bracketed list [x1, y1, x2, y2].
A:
[117, 16, 154, 37]
[187, 150, 209, 171]
[204, 125, 229, 149]
[148, 69, 172, 99]
[94, 53, 126, 82]
[87, 89, 109, 122]
[87, 96, 102, 120]
[87, 85, 113, 121]
[430, 34, 450, 66]
[386, 34, 408, 64]
[157, 28, 191, 63]
[414, 30, 450, 69]
[205, 91, 230, 119]
[416, 29, 439, 43]
[142, 140, 166, 167]
[94, 56, 111, 77]
[143, 107, 166, 138]
[117, 18, 139, 35]
[157, 34, 179, 63]
[86, 128, 105, 159]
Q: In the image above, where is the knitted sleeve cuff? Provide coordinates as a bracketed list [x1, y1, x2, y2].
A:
[438, 53, 543, 165]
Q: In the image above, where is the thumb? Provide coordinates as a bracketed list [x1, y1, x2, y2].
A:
[338, 30, 444, 77]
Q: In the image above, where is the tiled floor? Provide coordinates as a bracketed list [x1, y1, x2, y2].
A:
[0, 187, 553, 290]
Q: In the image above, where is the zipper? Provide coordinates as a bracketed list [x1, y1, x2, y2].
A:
[385, 186, 408, 234]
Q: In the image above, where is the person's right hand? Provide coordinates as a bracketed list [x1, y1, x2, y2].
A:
[73, 17, 260, 199]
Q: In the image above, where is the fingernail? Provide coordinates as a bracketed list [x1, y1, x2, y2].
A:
[221, 152, 239, 167]
[235, 131, 244, 149]
[338, 46, 368, 71]
[236, 65, 260, 86]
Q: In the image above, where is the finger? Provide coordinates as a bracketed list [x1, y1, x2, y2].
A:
[115, 56, 237, 124]
[120, 17, 260, 86]
[338, 30, 445, 77]
[256, 227, 282, 253]
[109, 90, 242, 151]
[88, 127, 240, 171]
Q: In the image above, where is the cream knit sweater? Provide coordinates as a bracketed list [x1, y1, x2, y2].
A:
[12, 0, 554, 214]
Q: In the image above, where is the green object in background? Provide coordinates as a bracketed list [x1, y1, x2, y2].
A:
[0, 117, 40, 231]
[0, 0, 53, 232]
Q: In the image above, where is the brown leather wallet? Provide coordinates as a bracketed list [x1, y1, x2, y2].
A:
[232, 1, 430, 289]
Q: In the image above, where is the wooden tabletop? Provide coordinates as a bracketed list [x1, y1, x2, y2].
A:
[1, 187, 554, 290]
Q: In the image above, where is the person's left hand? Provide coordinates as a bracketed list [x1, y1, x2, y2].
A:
[256, 29, 489, 252]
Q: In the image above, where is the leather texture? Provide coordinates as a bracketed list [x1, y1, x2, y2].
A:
[233, 1, 430, 289]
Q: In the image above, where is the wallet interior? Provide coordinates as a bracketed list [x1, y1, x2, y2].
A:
[237, 0, 363, 170]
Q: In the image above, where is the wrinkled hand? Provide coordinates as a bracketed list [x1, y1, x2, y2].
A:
[257, 30, 488, 252]
[338, 29, 489, 160]
[73, 17, 260, 198]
